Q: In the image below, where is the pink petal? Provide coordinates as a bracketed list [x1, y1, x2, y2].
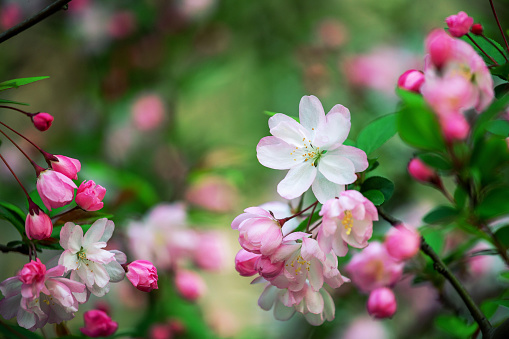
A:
[269, 113, 299, 130]
[299, 95, 326, 134]
[270, 120, 309, 147]
[257, 136, 303, 170]
[327, 104, 350, 120]
[277, 162, 317, 200]
[305, 287, 324, 314]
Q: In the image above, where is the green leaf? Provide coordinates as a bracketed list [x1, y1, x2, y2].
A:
[263, 111, 299, 122]
[421, 228, 445, 254]
[396, 89, 445, 151]
[491, 63, 509, 81]
[0, 76, 49, 91]
[357, 113, 397, 155]
[481, 300, 499, 319]
[486, 120, 509, 137]
[435, 315, 477, 338]
[494, 225, 509, 248]
[366, 158, 379, 172]
[477, 187, 509, 219]
[495, 83, 509, 99]
[461, 34, 507, 66]
[500, 271, 509, 281]
[422, 206, 458, 224]
[292, 210, 321, 233]
[0, 98, 29, 106]
[472, 94, 509, 140]
[492, 299, 509, 309]
[361, 176, 394, 201]
[362, 190, 385, 206]
[0, 320, 44, 338]
[417, 153, 452, 171]
[454, 186, 468, 209]
[0, 201, 26, 237]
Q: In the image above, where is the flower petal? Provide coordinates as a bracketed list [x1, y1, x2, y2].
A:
[258, 284, 277, 311]
[83, 218, 109, 247]
[311, 171, 345, 203]
[104, 260, 125, 283]
[305, 287, 324, 314]
[329, 145, 368, 172]
[274, 299, 296, 321]
[257, 136, 303, 170]
[270, 120, 309, 147]
[67, 224, 83, 253]
[318, 154, 356, 185]
[277, 161, 317, 200]
[313, 111, 351, 148]
[268, 113, 299, 130]
[299, 95, 326, 134]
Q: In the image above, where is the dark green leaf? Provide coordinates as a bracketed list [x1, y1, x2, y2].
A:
[421, 228, 445, 254]
[499, 271, 509, 281]
[0, 201, 26, 237]
[0, 98, 29, 106]
[494, 225, 509, 248]
[0, 320, 44, 338]
[491, 63, 509, 81]
[481, 300, 499, 319]
[357, 113, 397, 155]
[454, 186, 468, 209]
[417, 153, 452, 171]
[477, 187, 509, 219]
[461, 34, 507, 66]
[492, 299, 509, 309]
[263, 111, 299, 122]
[472, 94, 509, 140]
[396, 89, 445, 151]
[362, 190, 385, 206]
[422, 206, 458, 224]
[366, 158, 379, 172]
[361, 176, 394, 201]
[0, 76, 50, 91]
[435, 315, 477, 338]
[495, 83, 509, 99]
[486, 120, 509, 137]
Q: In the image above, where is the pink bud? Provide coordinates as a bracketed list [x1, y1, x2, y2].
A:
[425, 29, 454, 69]
[31, 112, 54, 131]
[234, 249, 260, 277]
[407, 158, 436, 183]
[25, 204, 53, 240]
[440, 113, 470, 142]
[470, 23, 483, 36]
[397, 70, 424, 93]
[76, 180, 106, 211]
[80, 310, 118, 337]
[0, 3, 22, 30]
[18, 258, 46, 285]
[384, 225, 420, 261]
[367, 287, 397, 318]
[255, 255, 284, 279]
[175, 270, 206, 301]
[150, 323, 173, 339]
[446, 11, 474, 38]
[50, 155, 81, 180]
[36, 169, 77, 211]
[126, 260, 159, 292]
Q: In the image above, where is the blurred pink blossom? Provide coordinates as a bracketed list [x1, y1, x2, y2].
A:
[446, 11, 474, 38]
[186, 176, 238, 212]
[367, 287, 397, 318]
[175, 270, 206, 301]
[0, 3, 22, 30]
[131, 94, 166, 131]
[80, 309, 118, 337]
[317, 19, 348, 48]
[440, 112, 470, 141]
[107, 10, 136, 39]
[407, 158, 437, 183]
[342, 316, 388, 339]
[193, 231, 227, 271]
[397, 69, 425, 93]
[384, 224, 421, 261]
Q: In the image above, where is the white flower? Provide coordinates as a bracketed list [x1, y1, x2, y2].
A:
[58, 218, 126, 297]
[257, 95, 368, 203]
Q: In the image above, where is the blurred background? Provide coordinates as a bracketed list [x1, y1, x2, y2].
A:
[0, 0, 506, 338]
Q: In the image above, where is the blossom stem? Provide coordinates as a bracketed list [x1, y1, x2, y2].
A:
[481, 34, 509, 62]
[466, 34, 499, 66]
[0, 126, 46, 175]
[0, 152, 31, 199]
[0, 243, 29, 255]
[489, 0, 509, 53]
[278, 201, 319, 226]
[436, 180, 455, 204]
[481, 222, 509, 266]
[0, 105, 33, 117]
[305, 201, 319, 232]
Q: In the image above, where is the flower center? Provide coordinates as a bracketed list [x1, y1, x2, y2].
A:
[342, 210, 353, 235]
[290, 139, 326, 167]
[286, 254, 311, 275]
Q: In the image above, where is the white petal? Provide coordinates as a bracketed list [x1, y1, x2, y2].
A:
[299, 95, 326, 134]
[59, 250, 79, 271]
[104, 260, 125, 283]
[268, 113, 299, 130]
[311, 171, 345, 203]
[277, 162, 317, 200]
[305, 288, 324, 314]
[257, 136, 303, 170]
[17, 308, 36, 329]
[270, 120, 309, 147]
[318, 154, 356, 185]
[110, 250, 127, 264]
[258, 284, 277, 311]
[89, 262, 110, 288]
[83, 218, 109, 247]
[329, 145, 368, 172]
[0, 277, 22, 298]
[59, 222, 74, 249]
[313, 111, 351, 148]
[327, 104, 350, 120]
[304, 312, 325, 326]
[274, 299, 296, 321]
[0, 295, 21, 319]
[89, 282, 110, 297]
[67, 225, 83, 253]
[99, 220, 115, 243]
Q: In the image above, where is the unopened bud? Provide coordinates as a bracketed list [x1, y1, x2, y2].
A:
[407, 158, 437, 183]
[397, 70, 425, 93]
[25, 202, 53, 240]
[445, 11, 474, 38]
[470, 23, 483, 36]
[31, 112, 54, 131]
[175, 270, 206, 301]
[367, 287, 397, 319]
[440, 113, 470, 142]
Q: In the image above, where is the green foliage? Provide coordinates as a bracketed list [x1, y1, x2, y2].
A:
[422, 206, 459, 224]
[472, 93, 509, 140]
[0, 99, 29, 106]
[0, 320, 44, 338]
[0, 76, 49, 91]
[491, 63, 509, 81]
[494, 225, 509, 248]
[361, 176, 394, 202]
[356, 113, 397, 155]
[486, 120, 509, 137]
[477, 187, 509, 219]
[460, 34, 506, 66]
[293, 210, 321, 233]
[495, 83, 509, 98]
[0, 201, 26, 237]
[362, 189, 385, 206]
[454, 186, 468, 209]
[421, 227, 445, 254]
[417, 152, 452, 171]
[434, 314, 478, 338]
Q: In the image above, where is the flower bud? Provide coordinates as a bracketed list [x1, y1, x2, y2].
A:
[76, 180, 106, 211]
[446, 11, 474, 38]
[126, 260, 159, 292]
[36, 169, 77, 211]
[425, 29, 454, 69]
[397, 70, 425, 93]
[31, 112, 54, 131]
[440, 113, 470, 142]
[80, 310, 118, 337]
[407, 158, 436, 183]
[384, 225, 420, 261]
[25, 203, 53, 240]
[18, 258, 46, 285]
[175, 270, 206, 301]
[255, 255, 284, 279]
[50, 155, 81, 180]
[367, 287, 397, 318]
[234, 249, 260, 277]
[470, 23, 483, 36]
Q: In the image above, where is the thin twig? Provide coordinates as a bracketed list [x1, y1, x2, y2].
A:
[466, 34, 499, 66]
[481, 223, 509, 266]
[305, 201, 318, 232]
[482, 34, 509, 62]
[0, 243, 29, 255]
[489, 0, 509, 53]
[0, 0, 73, 44]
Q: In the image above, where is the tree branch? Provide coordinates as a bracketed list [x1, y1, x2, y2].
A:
[0, 243, 29, 255]
[0, 0, 73, 44]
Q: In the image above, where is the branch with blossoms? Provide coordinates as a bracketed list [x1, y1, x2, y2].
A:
[231, 5, 509, 339]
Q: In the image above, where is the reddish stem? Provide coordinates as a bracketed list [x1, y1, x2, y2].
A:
[481, 33, 509, 62]
[0, 127, 44, 175]
[489, 0, 509, 53]
[278, 201, 319, 227]
[0, 152, 31, 199]
[466, 34, 499, 66]
[0, 121, 56, 163]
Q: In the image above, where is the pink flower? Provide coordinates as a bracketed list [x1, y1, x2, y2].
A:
[193, 231, 226, 271]
[342, 316, 389, 339]
[0, 3, 21, 30]
[231, 207, 283, 256]
[384, 225, 420, 261]
[76, 180, 106, 211]
[345, 242, 404, 293]
[425, 30, 454, 69]
[31, 113, 54, 132]
[317, 191, 378, 256]
[186, 176, 238, 212]
[440, 113, 470, 141]
[367, 287, 397, 318]
[131, 94, 166, 131]
[397, 69, 424, 93]
[50, 155, 81, 180]
[256, 95, 368, 203]
[175, 270, 206, 301]
[256, 256, 284, 279]
[80, 310, 118, 337]
[407, 158, 437, 183]
[126, 260, 159, 292]
[25, 203, 53, 240]
[421, 75, 476, 117]
[446, 11, 474, 38]
[234, 249, 260, 277]
[36, 169, 77, 211]
[18, 259, 47, 299]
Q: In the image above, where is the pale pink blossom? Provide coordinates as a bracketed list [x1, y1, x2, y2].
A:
[342, 316, 389, 339]
[50, 155, 81, 180]
[257, 95, 368, 203]
[76, 180, 106, 211]
[256, 256, 284, 279]
[193, 231, 226, 271]
[175, 270, 206, 301]
[31, 113, 54, 131]
[58, 219, 126, 297]
[234, 249, 260, 277]
[231, 207, 283, 256]
[80, 309, 118, 337]
[317, 191, 378, 256]
[345, 242, 404, 293]
[384, 225, 421, 261]
[186, 176, 238, 212]
[259, 201, 301, 236]
[258, 282, 336, 326]
[25, 203, 52, 240]
[440, 113, 470, 141]
[397, 69, 425, 93]
[367, 287, 397, 318]
[421, 75, 476, 117]
[150, 323, 174, 339]
[131, 94, 166, 131]
[446, 11, 474, 38]
[37, 169, 77, 211]
[126, 260, 158, 292]
[407, 158, 436, 183]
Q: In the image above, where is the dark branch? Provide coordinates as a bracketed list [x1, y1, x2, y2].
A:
[0, 0, 73, 44]
[0, 243, 29, 255]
